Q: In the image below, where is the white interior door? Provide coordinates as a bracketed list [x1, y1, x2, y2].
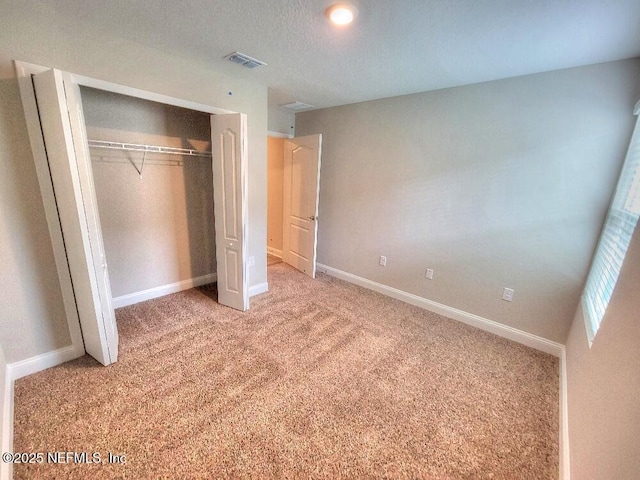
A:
[283, 134, 322, 278]
[211, 113, 249, 311]
[33, 69, 118, 365]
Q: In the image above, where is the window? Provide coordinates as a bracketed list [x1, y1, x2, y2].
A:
[582, 114, 640, 345]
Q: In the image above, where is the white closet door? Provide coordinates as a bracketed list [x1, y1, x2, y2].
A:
[211, 113, 249, 311]
[33, 69, 118, 365]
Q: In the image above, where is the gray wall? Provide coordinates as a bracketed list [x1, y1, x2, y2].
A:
[565, 224, 640, 478]
[0, 1, 268, 364]
[81, 88, 215, 298]
[0, 78, 71, 362]
[297, 59, 640, 343]
[268, 106, 295, 136]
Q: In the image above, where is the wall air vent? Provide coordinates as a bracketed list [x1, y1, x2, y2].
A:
[280, 101, 315, 111]
[225, 52, 266, 69]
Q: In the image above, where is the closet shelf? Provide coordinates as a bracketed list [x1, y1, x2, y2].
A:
[87, 139, 212, 158]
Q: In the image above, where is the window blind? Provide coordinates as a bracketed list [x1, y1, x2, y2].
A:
[582, 116, 640, 344]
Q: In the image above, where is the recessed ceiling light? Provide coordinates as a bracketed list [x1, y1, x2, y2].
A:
[326, 4, 356, 26]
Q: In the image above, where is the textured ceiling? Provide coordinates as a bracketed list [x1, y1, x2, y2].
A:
[36, 0, 640, 110]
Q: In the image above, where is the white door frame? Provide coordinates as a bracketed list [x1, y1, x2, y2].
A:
[15, 60, 246, 362]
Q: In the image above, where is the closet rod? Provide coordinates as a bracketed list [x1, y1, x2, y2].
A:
[87, 139, 212, 158]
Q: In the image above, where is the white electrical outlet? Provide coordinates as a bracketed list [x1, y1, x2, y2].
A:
[502, 287, 514, 302]
[248, 256, 256, 267]
[425, 268, 434, 280]
[379, 255, 387, 266]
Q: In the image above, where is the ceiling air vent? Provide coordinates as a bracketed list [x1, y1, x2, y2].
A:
[280, 101, 315, 111]
[225, 52, 266, 69]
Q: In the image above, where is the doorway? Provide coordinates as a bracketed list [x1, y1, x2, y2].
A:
[267, 134, 322, 278]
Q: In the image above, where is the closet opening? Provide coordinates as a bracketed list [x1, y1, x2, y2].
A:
[80, 87, 218, 309]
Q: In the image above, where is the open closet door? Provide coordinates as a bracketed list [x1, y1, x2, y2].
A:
[32, 69, 118, 365]
[211, 114, 249, 311]
[283, 134, 322, 278]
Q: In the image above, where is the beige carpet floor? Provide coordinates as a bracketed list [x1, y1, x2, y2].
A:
[14, 263, 558, 479]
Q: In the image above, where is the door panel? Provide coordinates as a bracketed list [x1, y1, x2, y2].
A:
[64, 77, 119, 362]
[283, 134, 322, 278]
[211, 114, 249, 311]
[33, 69, 118, 365]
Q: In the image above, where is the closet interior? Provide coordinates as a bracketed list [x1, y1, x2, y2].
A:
[80, 87, 217, 306]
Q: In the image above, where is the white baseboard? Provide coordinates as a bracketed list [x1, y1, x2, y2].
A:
[112, 273, 217, 308]
[559, 347, 570, 479]
[113, 272, 267, 304]
[6, 345, 81, 382]
[267, 247, 283, 258]
[1, 366, 13, 480]
[2, 345, 82, 480]
[316, 264, 564, 357]
[249, 282, 269, 297]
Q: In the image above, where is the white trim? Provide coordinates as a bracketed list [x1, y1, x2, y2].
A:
[316, 264, 564, 357]
[634, 99, 640, 116]
[71, 74, 235, 115]
[559, 347, 571, 480]
[267, 247, 283, 258]
[249, 282, 269, 297]
[2, 345, 82, 479]
[112, 273, 217, 308]
[1, 366, 13, 480]
[6, 345, 80, 382]
[268, 131, 293, 139]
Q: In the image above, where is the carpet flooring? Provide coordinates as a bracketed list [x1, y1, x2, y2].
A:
[13, 263, 558, 479]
